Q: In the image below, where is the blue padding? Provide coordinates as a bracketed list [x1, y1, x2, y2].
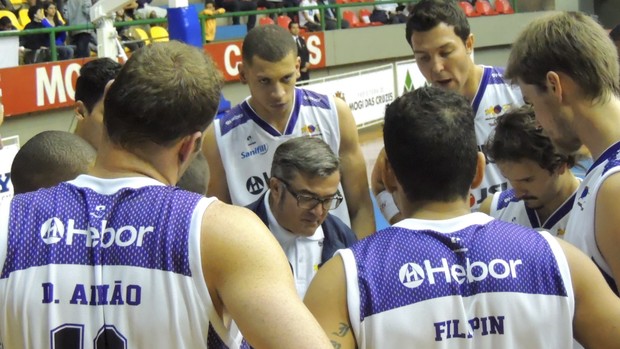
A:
[214, 24, 247, 41]
[168, 6, 203, 48]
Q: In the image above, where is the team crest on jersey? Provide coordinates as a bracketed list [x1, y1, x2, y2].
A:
[301, 124, 322, 137]
[484, 104, 513, 126]
[577, 186, 590, 211]
[246, 135, 256, 146]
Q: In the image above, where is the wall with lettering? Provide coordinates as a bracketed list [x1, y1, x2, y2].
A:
[0, 33, 326, 118]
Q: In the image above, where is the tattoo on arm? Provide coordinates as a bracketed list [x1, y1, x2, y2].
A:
[332, 322, 350, 337]
[331, 340, 342, 349]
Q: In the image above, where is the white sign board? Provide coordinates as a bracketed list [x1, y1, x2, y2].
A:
[0, 135, 20, 205]
[304, 64, 395, 127]
[394, 59, 427, 97]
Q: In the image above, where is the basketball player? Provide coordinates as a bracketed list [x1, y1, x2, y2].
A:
[203, 25, 375, 239]
[371, 0, 523, 223]
[0, 42, 332, 349]
[304, 86, 620, 349]
[506, 12, 620, 295]
[10, 130, 96, 194]
[73, 57, 122, 150]
[479, 106, 580, 236]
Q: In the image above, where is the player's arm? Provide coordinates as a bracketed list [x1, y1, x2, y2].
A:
[202, 201, 332, 349]
[593, 173, 620, 291]
[304, 255, 357, 349]
[556, 238, 620, 348]
[202, 123, 232, 203]
[336, 97, 375, 238]
[370, 148, 403, 225]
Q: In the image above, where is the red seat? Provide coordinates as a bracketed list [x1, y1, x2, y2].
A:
[259, 16, 275, 25]
[475, 0, 498, 15]
[343, 10, 369, 27]
[458, 1, 480, 17]
[494, 0, 515, 14]
[335, 0, 348, 4]
[277, 15, 292, 29]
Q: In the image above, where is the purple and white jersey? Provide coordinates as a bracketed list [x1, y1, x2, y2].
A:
[0, 175, 247, 349]
[339, 212, 574, 349]
[489, 188, 576, 237]
[214, 87, 350, 226]
[565, 141, 620, 294]
[471, 66, 524, 209]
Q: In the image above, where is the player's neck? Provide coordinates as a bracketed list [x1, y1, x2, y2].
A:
[575, 96, 620, 160]
[536, 173, 580, 223]
[462, 64, 484, 103]
[248, 98, 293, 134]
[90, 140, 177, 186]
[402, 199, 472, 221]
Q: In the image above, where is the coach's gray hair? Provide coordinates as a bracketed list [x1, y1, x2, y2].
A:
[271, 137, 340, 181]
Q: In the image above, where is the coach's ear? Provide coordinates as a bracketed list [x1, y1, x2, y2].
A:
[471, 152, 486, 190]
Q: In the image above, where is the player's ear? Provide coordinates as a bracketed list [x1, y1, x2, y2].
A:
[74, 100, 87, 121]
[238, 63, 247, 84]
[471, 152, 486, 190]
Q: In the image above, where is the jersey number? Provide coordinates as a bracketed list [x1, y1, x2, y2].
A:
[51, 324, 127, 349]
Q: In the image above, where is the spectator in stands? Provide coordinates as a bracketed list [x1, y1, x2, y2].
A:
[318, 0, 348, 29]
[214, 0, 257, 31]
[41, 1, 74, 60]
[247, 137, 357, 298]
[0, 16, 15, 30]
[134, 0, 167, 19]
[67, 0, 94, 58]
[10, 130, 96, 194]
[22, 6, 51, 63]
[289, 21, 310, 81]
[115, 7, 145, 52]
[299, 0, 321, 31]
[73, 58, 122, 150]
[202, 0, 225, 43]
[370, 0, 406, 24]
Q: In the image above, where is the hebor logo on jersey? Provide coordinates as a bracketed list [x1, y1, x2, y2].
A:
[241, 143, 268, 159]
[398, 257, 523, 289]
[40, 217, 154, 248]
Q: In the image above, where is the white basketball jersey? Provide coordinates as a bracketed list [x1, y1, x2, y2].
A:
[489, 188, 576, 237]
[214, 87, 350, 226]
[565, 141, 620, 294]
[340, 213, 574, 349]
[0, 175, 247, 349]
[471, 66, 524, 208]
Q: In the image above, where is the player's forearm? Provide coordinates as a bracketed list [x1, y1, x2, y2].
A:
[350, 200, 375, 239]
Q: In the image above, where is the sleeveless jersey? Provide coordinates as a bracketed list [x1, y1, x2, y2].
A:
[471, 66, 524, 209]
[564, 141, 620, 294]
[0, 175, 247, 349]
[489, 188, 576, 237]
[214, 87, 350, 226]
[339, 212, 574, 349]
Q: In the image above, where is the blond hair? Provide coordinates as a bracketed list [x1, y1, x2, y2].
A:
[506, 12, 619, 101]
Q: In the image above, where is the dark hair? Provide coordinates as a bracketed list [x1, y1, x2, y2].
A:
[271, 137, 340, 182]
[177, 152, 208, 195]
[610, 24, 620, 42]
[42, 1, 62, 25]
[104, 41, 223, 148]
[75, 58, 122, 113]
[485, 106, 575, 172]
[405, 0, 470, 47]
[383, 86, 477, 203]
[10, 131, 96, 194]
[242, 25, 297, 64]
[28, 5, 40, 21]
[288, 21, 298, 30]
